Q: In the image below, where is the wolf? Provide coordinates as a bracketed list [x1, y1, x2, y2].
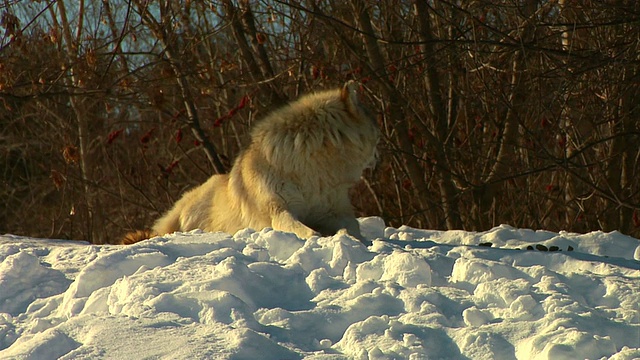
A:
[118, 81, 379, 244]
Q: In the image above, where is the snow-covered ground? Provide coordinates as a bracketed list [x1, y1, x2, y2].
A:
[0, 217, 638, 359]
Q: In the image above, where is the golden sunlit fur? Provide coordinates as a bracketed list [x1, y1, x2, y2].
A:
[117, 81, 379, 244]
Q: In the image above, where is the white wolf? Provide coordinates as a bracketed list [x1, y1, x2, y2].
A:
[119, 81, 379, 244]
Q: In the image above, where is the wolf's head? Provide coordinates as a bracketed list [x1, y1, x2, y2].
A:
[340, 81, 380, 170]
[251, 81, 380, 181]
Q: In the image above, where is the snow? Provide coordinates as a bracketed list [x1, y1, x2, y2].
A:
[0, 217, 638, 359]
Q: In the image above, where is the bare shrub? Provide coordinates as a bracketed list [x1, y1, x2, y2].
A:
[1, 0, 638, 242]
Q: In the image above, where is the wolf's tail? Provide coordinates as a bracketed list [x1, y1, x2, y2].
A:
[116, 229, 157, 245]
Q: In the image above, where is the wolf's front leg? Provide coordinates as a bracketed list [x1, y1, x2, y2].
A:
[271, 209, 320, 239]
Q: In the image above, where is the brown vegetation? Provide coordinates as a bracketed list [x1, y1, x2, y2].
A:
[1, 0, 638, 243]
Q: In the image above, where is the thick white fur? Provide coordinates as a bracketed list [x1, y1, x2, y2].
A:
[144, 82, 379, 242]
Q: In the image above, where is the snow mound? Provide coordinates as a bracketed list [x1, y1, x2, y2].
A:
[0, 219, 638, 359]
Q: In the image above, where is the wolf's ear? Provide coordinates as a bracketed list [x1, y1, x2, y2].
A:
[340, 80, 361, 107]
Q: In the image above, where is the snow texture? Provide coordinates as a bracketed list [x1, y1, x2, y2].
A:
[0, 217, 638, 359]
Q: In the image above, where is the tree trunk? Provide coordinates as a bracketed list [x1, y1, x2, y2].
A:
[413, 0, 462, 229]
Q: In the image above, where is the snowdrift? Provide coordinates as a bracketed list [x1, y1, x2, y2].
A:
[1, 218, 638, 359]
